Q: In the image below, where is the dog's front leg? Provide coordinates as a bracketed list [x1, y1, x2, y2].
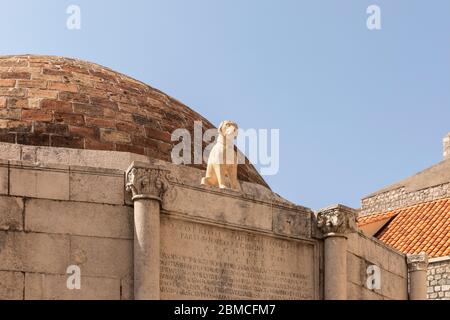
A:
[215, 164, 228, 189]
[230, 164, 241, 191]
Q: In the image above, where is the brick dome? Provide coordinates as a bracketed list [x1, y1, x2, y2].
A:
[0, 54, 268, 187]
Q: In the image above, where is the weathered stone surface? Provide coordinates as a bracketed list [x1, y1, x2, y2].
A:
[25, 273, 120, 300]
[316, 204, 358, 236]
[0, 142, 21, 159]
[0, 271, 24, 300]
[272, 207, 312, 238]
[347, 252, 364, 286]
[380, 270, 408, 300]
[25, 199, 132, 239]
[160, 216, 318, 299]
[29, 144, 148, 170]
[163, 185, 273, 231]
[348, 233, 396, 273]
[347, 281, 385, 300]
[347, 264, 407, 300]
[9, 163, 69, 200]
[0, 232, 70, 274]
[0, 196, 23, 231]
[388, 250, 408, 277]
[361, 158, 450, 215]
[69, 170, 124, 205]
[69, 236, 133, 278]
[346, 232, 409, 300]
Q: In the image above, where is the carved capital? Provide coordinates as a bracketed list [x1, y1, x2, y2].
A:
[126, 164, 171, 202]
[316, 204, 358, 237]
[407, 252, 428, 272]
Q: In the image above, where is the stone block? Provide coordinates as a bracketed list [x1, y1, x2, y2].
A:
[429, 292, 438, 299]
[0, 196, 23, 231]
[272, 207, 311, 238]
[0, 271, 24, 300]
[159, 216, 318, 299]
[35, 146, 71, 165]
[100, 129, 131, 144]
[21, 146, 37, 162]
[25, 198, 132, 239]
[69, 169, 124, 205]
[9, 163, 69, 200]
[162, 184, 273, 231]
[0, 108, 21, 120]
[357, 236, 390, 271]
[387, 252, 408, 278]
[380, 270, 408, 300]
[0, 231, 70, 274]
[347, 281, 362, 300]
[361, 287, 383, 300]
[347, 252, 364, 286]
[69, 235, 133, 278]
[25, 273, 120, 300]
[0, 142, 21, 160]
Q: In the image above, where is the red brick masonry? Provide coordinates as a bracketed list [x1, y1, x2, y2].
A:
[0, 55, 267, 187]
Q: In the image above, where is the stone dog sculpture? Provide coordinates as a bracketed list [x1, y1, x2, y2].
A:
[201, 120, 241, 191]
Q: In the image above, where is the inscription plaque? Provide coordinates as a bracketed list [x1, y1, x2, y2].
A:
[160, 216, 317, 299]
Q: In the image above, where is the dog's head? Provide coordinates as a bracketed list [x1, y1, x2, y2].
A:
[218, 120, 238, 139]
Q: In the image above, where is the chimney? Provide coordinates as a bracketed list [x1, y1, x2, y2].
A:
[444, 133, 450, 160]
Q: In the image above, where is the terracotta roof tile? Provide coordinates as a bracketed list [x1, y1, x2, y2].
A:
[357, 198, 450, 258]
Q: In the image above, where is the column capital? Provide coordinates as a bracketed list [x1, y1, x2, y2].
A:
[126, 163, 172, 202]
[316, 204, 358, 238]
[407, 252, 429, 272]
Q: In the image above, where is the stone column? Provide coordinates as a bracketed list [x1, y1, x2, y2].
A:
[407, 252, 429, 300]
[126, 164, 170, 300]
[317, 204, 357, 300]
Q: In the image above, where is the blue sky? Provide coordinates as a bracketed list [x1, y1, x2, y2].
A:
[2, 0, 449, 210]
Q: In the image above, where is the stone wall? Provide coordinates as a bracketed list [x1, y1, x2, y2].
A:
[346, 232, 408, 300]
[0, 160, 133, 300]
[427, 256, 450, 300]
[0, 143, 411, 300]
[361, 183, 450, 216]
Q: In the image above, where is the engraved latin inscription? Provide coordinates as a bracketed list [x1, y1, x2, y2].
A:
[160, 217, 316, 299]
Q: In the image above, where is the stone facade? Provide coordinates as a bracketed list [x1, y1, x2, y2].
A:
[347, 233, 408, 300]
[0, 142, 412, 300]
[0, 55, 267, 187]
[427, 256, 450, 300]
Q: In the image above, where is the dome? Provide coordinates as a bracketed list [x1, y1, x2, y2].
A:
[0, 55, 268, 187]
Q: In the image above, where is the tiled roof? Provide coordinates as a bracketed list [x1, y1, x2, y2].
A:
[357, 198, 450, 258]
